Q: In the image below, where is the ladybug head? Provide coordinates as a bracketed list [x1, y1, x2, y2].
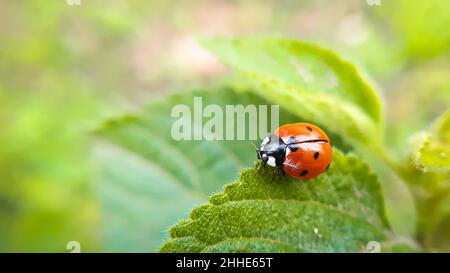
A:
[257, 151, 274, 167]
[257, 134, 286, 167]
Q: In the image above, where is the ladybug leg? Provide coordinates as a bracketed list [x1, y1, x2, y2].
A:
[276, 166, 285, 177]
[269, 167, 284, 182]
[257, 160, 267, 172]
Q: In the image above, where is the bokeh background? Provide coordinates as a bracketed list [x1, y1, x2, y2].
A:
[0, 0, 449, 252]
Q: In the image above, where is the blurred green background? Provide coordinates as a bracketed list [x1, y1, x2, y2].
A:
[0, 0, 449, 252]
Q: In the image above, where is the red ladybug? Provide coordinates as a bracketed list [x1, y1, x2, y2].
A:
[257, 123, 332, 179]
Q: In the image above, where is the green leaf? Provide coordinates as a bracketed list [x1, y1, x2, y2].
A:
[202, 37, 383, 149]
[416, 110, 450, 172]
[160, 149, 389, 253]
[414, 184, 450, 252]
[410, 110, 450, 251]
[381, 241, 421, 253]
[376, 0, 450, 60]
[93, 86, 317, 251]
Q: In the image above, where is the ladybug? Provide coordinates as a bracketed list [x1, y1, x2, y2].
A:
[257, 123, 332, 179]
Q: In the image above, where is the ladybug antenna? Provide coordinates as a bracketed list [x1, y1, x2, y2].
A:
[249, 142, 259, 151]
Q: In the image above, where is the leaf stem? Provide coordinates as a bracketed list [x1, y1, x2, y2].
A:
[375, 144, 411, 182]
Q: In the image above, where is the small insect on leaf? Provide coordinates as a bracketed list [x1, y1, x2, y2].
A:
[160, 149, 389, 253]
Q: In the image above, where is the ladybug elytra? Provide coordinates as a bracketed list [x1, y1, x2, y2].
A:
[257, 123, 332, 179]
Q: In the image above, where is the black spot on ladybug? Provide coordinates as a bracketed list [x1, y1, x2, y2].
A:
[313, 152, 319, 160]
[306, 126, 313, 132]
[300, 170, 308, 176]
[326, 164, 330, 170]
